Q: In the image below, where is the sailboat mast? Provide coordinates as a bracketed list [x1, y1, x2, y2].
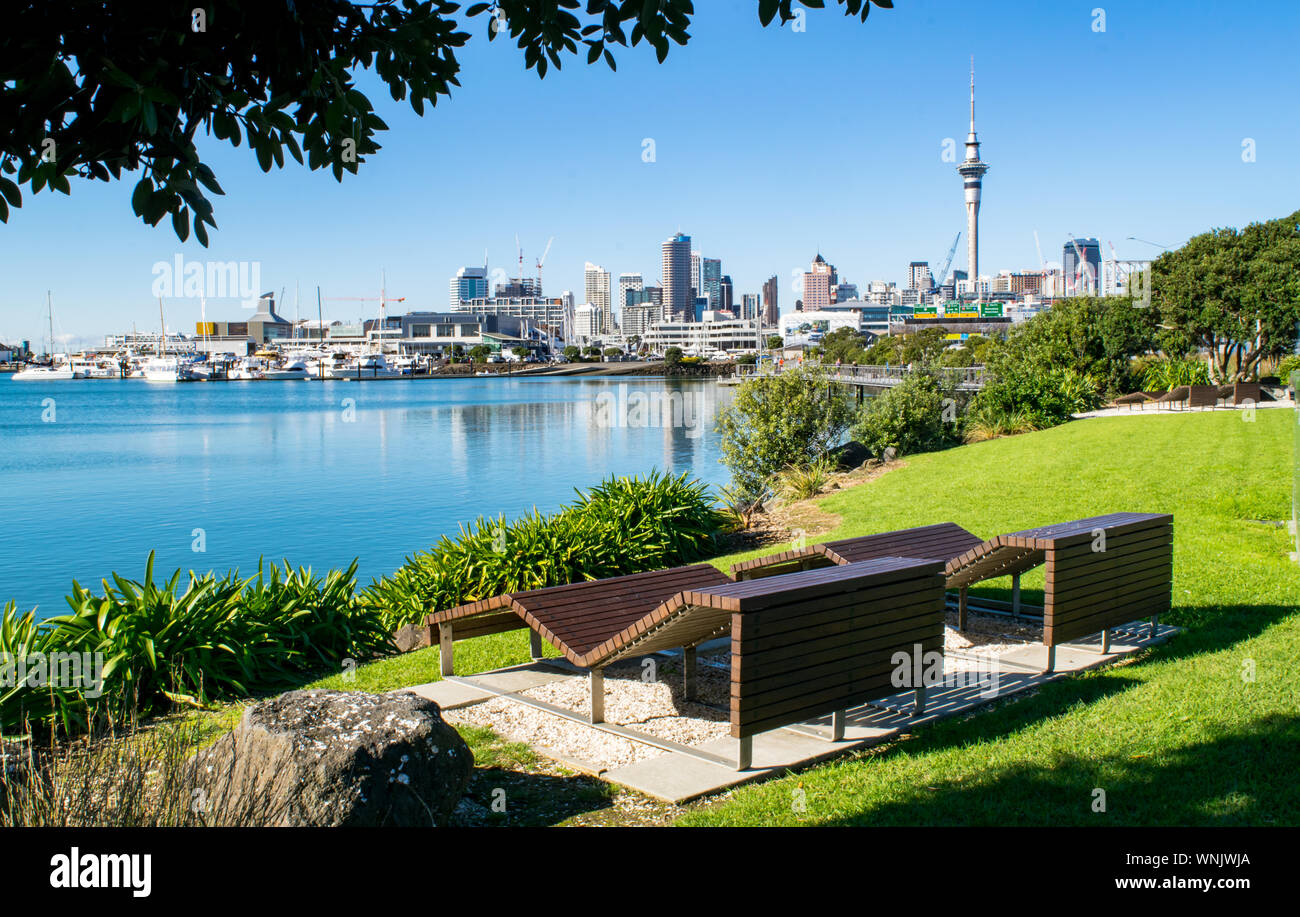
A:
[46, 290, 53, 359]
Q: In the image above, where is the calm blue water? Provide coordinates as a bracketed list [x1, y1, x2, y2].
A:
[0, 376, 732, 616]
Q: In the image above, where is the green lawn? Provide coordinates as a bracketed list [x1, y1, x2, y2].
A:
[680, 408, 1300, 825]
[306, 407, 1298, 826]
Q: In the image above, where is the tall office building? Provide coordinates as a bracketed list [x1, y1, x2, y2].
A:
[908, 261, 934, 290]
[690, 252, 701, 301]
[584, 262, 612, 332]
[741, 293, 760, 321]
[1062, 238, 1102, 295]
[616, 272, 644, 319]
[701, 257, 722, 309]
[762, 275, 779, 326]
[802, 254, 837, 311]
[661, 233, 693, 322]
[449, 266, 489, 308]
[957, 59, 990, 284]
[719, 275, 734, 313]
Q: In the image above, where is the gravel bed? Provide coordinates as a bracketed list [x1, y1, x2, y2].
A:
[447, 617, 1036, 772]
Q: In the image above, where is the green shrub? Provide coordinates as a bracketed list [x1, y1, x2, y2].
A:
[1140, 357, 1211, 390]
[851, 370, 961, 458]
[772, 456, 836, 502]
[364, 472, 730, 632]
[716, 365, 855, 494]
[1, 556, 391, 735]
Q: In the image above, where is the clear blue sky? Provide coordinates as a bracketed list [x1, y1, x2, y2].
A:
[3, 0, 1297, 347]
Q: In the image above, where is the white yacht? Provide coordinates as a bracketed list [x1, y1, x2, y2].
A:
[12, 360, 78, 381]
[262, 359, 311, 380]
[141, 356, 180, 382]
[328, 352, 403, 379]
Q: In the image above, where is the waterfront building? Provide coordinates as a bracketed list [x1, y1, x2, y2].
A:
[455, 295, 571, 344]
[661, 233, 693, 322]
[621, 304, 660, 338]
[449, 266, 489, 308]
[573, 303, 600, 341]
[584, 262, 612, 332]
[642, 317, 763, 355]
[741, 293, 761, 321]
[617, 272, 644, 318]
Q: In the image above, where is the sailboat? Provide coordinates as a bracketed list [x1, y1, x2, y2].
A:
[13, 292, 78, 380]
[141, 297, 179, 382]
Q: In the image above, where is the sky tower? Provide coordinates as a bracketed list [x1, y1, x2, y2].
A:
[957, 58, 990, 288]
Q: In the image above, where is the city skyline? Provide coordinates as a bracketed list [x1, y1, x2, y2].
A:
[3, 0, 1298, 346]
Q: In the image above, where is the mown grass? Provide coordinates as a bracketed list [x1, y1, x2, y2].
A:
[678, 408, 1299, 825]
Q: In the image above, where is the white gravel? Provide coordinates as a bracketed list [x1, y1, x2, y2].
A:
[446, 615, 1037, 772]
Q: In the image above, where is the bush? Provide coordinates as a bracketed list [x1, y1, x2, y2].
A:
[364, 472, 729, 632]
[772, 456, 836, 502]
[851, 371, 961, 458]
[1140, 357, 1211, 390]
[715, 365, 855, 494]
[664, 346, 683, 366]
[1, 557, 391, 735]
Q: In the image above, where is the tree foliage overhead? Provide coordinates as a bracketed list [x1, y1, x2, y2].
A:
[1151, 209, 1300, 381]
[0, 0, 892, 243]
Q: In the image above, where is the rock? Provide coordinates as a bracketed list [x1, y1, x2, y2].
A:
[393, 622, 432, 653]
[188, 689, 472, 827]
[829, 439, 872, 470]
[882, 446, 899, 463]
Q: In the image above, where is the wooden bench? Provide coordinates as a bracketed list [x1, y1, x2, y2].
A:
[428, 557, 948, 769]
[731, 522, 984, 581]
[945, 512, 1172, 671]
[735, 513, 1173, 673]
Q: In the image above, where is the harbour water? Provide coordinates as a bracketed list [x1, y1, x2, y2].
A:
[0, 377, 733, 616]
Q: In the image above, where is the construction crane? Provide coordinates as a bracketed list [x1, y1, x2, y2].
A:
[535, 235, 554, 295]
[931, 232, 962, 293]
[1065, 234, 1089, 295]
[324, 272, 406, 352]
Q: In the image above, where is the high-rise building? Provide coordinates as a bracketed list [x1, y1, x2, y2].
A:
[617, 272, 644, 317]
[449, 266, 489, 308]
[494, 276, 542, 298]
[908, 261, 934, 291]
[957, 59, 990, 285]
[802, 254, 837, 311]
[834, 282, 859, 303]
[584, 262, 612, 333]
[741, 293, 760, 321]
[761, 275, 779, 326]
[690, 252, 701, 301]
[661, 233, 692, 322]
[1062, 238, 1102, 295]
[701, 258, 722, 309]
[573, 303, 599, 341]
[719, 275, 734, 314]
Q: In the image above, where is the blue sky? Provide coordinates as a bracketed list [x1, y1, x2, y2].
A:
[3, 0, 1298, 347]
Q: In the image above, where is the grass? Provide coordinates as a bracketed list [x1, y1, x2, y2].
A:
[679, 408, 1299, 825]
[115, 407, 1296, 827]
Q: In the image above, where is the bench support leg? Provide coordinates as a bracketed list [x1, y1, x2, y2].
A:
[913, 687, 926, 716]
[958, 586, 968, 632]
[529, 629, 543, 661]
[736, 735, 752, 771]
[1011, 573, 1021, 620]
[1149, 614, 1160, 639]
[439, 624, 454, 677]
[683, 646, 697, 701]
[831, 709, 846, 741]
[1100, 628, 1111, 654]
[1045, 643, 1056, 674]
[590, 668, 605, 724]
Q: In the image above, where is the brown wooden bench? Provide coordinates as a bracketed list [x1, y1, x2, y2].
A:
[697, 556, 947, 768]
[1233, 381, 1261, 405]
[731, 522, 984, 581]
[735, 513, 1173, 673]
[945, 512, 1172, 671]
[1188, 384, 1219, 409]
[428, 556, 948, 769]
